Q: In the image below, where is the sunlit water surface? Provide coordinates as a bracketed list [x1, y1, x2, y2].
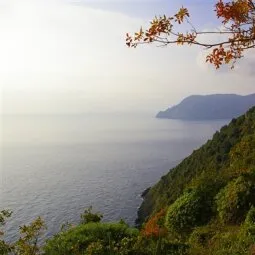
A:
[0, 113, 229, 241]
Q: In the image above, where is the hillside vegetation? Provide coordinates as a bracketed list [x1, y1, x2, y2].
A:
[1, 107, 255, 255]
[140, 106, 255, 224]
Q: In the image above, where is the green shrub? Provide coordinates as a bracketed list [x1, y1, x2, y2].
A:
[215, 175, 255, 224]
[80, 206, 103, 224]
[163, 241, 189, 255]
[245, 206, 255, 226]
[133, 236, 189, 255]
[242, 206, 255, 238]
[85, 241, 104, 255]
[209, 214, 255, 255]
[189, 226, 216, 249]
[210, 230, 241, 255]
[165, 189, 212, 236]
[44, 222, 139, 255]
[0, 210, 12, 255]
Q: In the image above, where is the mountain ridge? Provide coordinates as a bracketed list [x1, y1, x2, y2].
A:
[156, 93, 255, 120]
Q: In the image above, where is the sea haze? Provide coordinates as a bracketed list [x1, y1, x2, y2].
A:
[0, 113, 229, 241]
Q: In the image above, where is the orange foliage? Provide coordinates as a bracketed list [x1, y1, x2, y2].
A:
[126, 0, 255, 69]
[216, 0, 251, 24]
[141, 209, 168, 238]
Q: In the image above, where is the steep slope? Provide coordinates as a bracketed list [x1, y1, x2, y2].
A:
[156, 94, 255, 120]
[22, 106, 255, 255]
[138, 106, 255, 225]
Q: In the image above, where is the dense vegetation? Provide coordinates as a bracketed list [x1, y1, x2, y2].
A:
[138, 106, 255, 223]
[1, 106, 255, 254]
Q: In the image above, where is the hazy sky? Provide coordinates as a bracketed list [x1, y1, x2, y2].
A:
[0, 0, 254, 114]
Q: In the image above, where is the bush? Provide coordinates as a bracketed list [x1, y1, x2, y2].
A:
[189, 226, 216, 249]
[165, 189, 212, 236]
[0, 210, 12, 255]
[162, 241, 189, 255]
[133, 236, 189, 255]
[245, 206, 255, 226]
[44, 222, 139, 255]
[242, 206, 255, 238]
[80, 206, 103, 224]
[215, 175, 255, 224]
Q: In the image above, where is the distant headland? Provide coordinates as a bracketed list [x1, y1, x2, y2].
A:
[156, 94, 255, 120]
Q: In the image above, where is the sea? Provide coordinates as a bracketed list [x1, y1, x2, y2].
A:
[0, 113, 229, 241]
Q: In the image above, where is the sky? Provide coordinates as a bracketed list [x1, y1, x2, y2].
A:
[0, 0, 254, 115]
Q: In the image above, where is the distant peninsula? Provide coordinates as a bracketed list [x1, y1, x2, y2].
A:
[156, 93, 255, 120]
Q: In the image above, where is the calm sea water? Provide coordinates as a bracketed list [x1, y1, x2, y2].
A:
[0, 113, 229, 241]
